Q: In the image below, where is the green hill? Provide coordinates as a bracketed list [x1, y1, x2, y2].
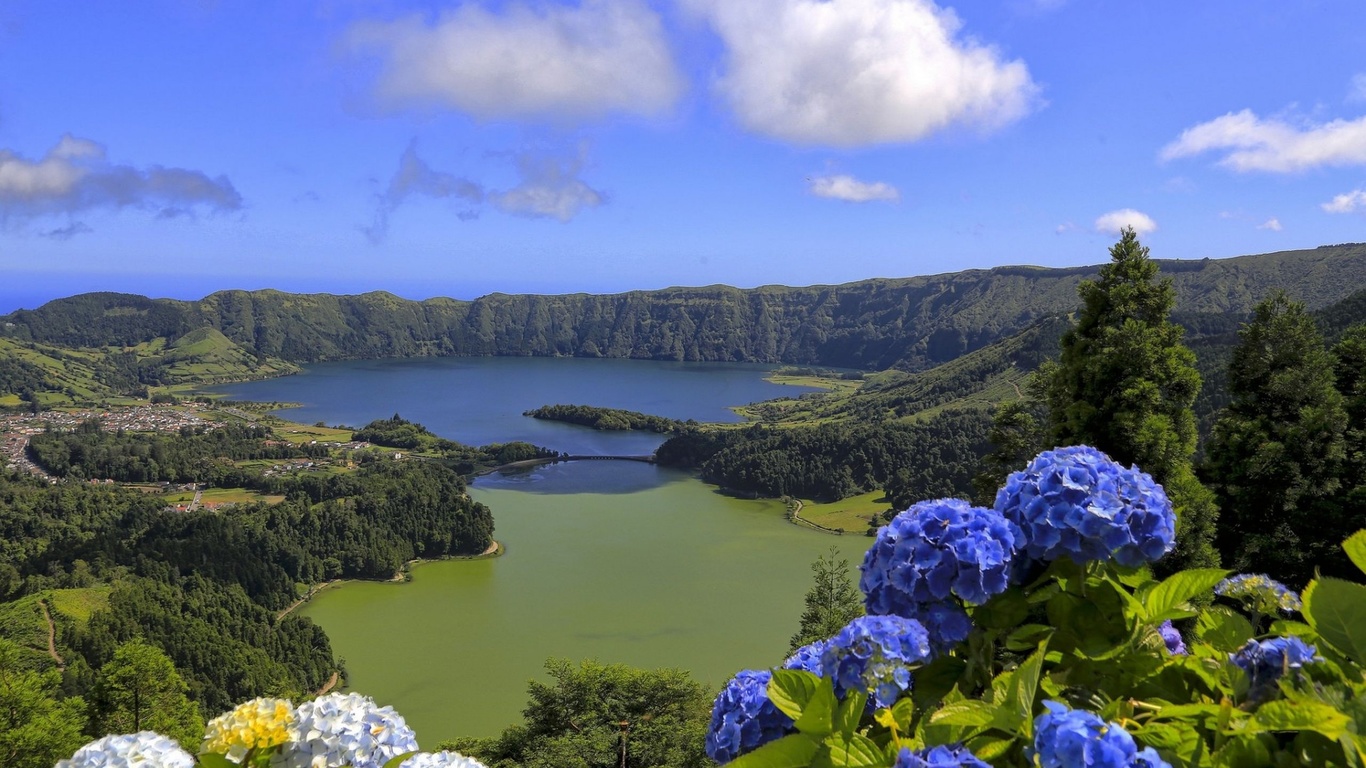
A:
[5, 244, 1365, 376]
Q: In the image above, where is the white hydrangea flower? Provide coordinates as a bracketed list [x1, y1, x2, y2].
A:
[275, 692, 419, 768]
[401, 751, 490, 768]
[57, 732, 195, 768]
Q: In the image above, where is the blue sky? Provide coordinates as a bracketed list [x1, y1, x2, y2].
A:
[1, 0, 1364, 312]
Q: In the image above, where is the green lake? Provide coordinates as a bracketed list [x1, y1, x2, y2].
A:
[212, 358, 874, 743]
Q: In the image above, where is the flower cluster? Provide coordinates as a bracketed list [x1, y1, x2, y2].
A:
[1216, 574, 1302, 614]
[821, 615, 931, 708]
[400, 752, 490, 768]
[904, 601, 973, 656]
[706, 670, 794, 765]
[1031, 702, 1170, 768]
[57, 732, 196, 768]
[860, 499, 1020, 632]
[1231, 637, 1321, 700]
[893, 744, 992, 768]
[782, 639, 828, 676]
[201, 696, 295, 762]
[994, 446, 1176, 568]
[1158, 621, 1187, 656]
[278, 692, 420, 768]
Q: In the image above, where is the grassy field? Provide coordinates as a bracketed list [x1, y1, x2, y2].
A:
[0, 595, 52, 663]
[764, 373, 864, 394]
[797, 491, 890, 533]
[47, 586, 112, 624]
[164, 487, 286, 506]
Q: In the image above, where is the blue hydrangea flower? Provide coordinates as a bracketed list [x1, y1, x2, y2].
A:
[905, 601, 973, 655]
[280, 692, 419, 768]
[1231, 637, 1321, 700]
[1030, 702, 1171, 768]
[400, 752, 488, 768]
[1216, 574, 1302, 614]
[861, 499, 1021, 618]
[821, 615, 932, 708]
[705, 670, 794, 764]
[893, 743, 992, 767]
[994, 446, 1176, 568]
[782, 639, 828, 676]
[57, 732, 196, 768]
[1158, 621, 1186, 656]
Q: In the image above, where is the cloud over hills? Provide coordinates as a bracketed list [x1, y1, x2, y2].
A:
[347, 0, 682, 121]
[1161, 109, 1366, 172]
[686, 0, 1038, 147]
[808, 174, 899, 202]
[0, 135, 241, 225]
[1094, 208, 1157, 235]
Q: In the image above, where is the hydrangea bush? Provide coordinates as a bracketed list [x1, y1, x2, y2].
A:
[55, 693, 487, 768]
[51, 444, 1366, 768]
[704, 445, 1366, 767]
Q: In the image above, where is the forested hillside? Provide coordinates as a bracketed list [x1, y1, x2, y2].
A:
[4, 244, 1364, 380]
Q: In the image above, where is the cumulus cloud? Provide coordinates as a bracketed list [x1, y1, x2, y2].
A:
[0, 134, 241, 224]
[365, 141, 604, 240]
[492, 149, 605, 220]
[1257, 218, 1283, 231]
[1094, 208, 1157, 235]
[1160, 109, 1366, 172]
[686, 0, 1037, 146]
[807, 174, 899, 202]
[1322, 189, 1366, 214]
[347, 0, 681, 121]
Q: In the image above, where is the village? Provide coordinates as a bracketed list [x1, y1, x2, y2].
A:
[0, 403, 380, 511]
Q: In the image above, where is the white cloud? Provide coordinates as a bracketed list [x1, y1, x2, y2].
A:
[807, 174, 899, 202]
[1350, 73, 1366, 103]
[686, 0, 1038, 146]
[1257, 218, 1282, 231]
[492, 150, 605, 221]
[347, 0, 681, 121]
[0, 134, 241, 224]
[1322, 189, 1366, 214]
[365, 142, 604, 240]
[1160, 109, 1366, 172]
[1094, 208, 1157, 235]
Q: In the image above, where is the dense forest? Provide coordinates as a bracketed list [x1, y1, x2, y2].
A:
[524, 404, 687, 433]
[0, 418, 495, 757]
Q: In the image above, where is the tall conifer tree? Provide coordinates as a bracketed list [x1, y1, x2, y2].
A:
[1040, 227, 1219, 569]
[1207, 292, 1346, 584]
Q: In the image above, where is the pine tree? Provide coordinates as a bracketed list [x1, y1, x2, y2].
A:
[90, 640, 204, 748]
[1040, 227, 1218, 570]
[788, 546, 864, 655]
[971, 399, 1042, 506]
[1207, 292, 1347, 585]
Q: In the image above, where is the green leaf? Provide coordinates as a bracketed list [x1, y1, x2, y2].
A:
[1248, 700, 1351, 740]
[996, 639, 1047, 738]
[973, 587, 1029, 630]
[1212, 734, 1273, 768]
[910, 655, 966, 709]
[929, 700, 995, 727]
[1194, 605, 1254, 652]
[1344, 530, 1366, 578]
[833, 691, 867, 737]
[813, 733, 885, 768]
[729, 733, 822, 768]
[890, 698, 915, 733]
[380, 753, 419, 768]
[794, 677, 837, 737]
[1302, 578, 1366, 664]
[966, 734, 1014, 763]
[769, 669, 822, 722]
[1144, 568, 1229, 621]
[197, 754, 237, 768]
